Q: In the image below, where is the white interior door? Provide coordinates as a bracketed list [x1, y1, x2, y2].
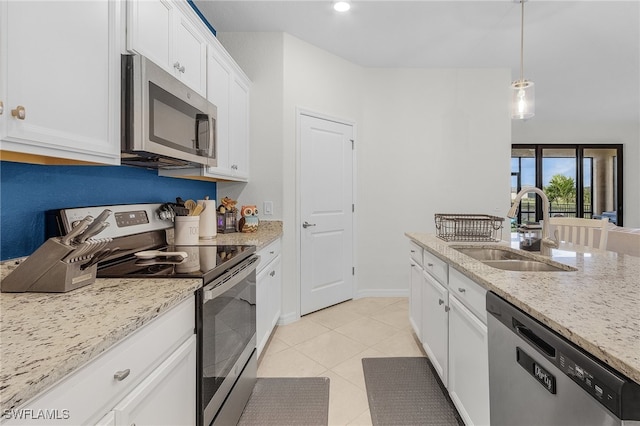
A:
[300, 113, 354, 315]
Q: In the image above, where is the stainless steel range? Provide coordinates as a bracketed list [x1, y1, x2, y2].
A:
[47, 203, 258, 426]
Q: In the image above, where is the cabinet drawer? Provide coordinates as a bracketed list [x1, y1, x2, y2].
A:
[256, 238, 281, 273]
[11, 297, 195, 425]
[449, 268, 487, 323]
[423, 249, 448, 284]
[409, 241, 423, 265]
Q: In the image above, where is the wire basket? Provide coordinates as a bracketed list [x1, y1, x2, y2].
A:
[434, 214, 504, 242]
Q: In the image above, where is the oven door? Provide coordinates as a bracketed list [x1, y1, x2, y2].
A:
[198, 255, 258, 426]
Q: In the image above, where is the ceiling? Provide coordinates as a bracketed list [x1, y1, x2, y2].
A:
[193, 1, 640, 123]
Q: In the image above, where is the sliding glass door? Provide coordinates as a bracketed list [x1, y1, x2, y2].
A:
[511, 144, 623, 226]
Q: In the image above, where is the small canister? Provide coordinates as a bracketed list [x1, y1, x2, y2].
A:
[518, 224, 542, 251]
[198, 197, 217, 240]
[174, 216, 200, 245]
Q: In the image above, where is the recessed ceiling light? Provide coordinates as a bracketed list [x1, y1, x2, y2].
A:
[333, 1, 351, 12]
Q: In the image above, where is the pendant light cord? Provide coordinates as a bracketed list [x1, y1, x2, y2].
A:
[520, 0, 525, 83]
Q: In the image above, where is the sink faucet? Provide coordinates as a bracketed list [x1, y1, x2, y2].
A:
[508, 187, 559, 256]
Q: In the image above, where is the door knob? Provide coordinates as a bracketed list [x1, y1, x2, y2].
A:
[302, 221, 316, 228]
[11, 105, 25, 120]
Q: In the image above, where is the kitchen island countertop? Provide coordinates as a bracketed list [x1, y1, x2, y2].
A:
[405, 232, 640, 386]
[0, 221, 283, 411]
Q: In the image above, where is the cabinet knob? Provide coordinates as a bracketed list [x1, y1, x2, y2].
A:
[0, 101, 3, 115]
[270, 270, 275, 277]
[410, 250, 415, 253]
[173, 61, 185, 73]
[438, 299, 444, 305]
[231, 164, 238, 170]
[427, 263, 434, 267]
[458, 287, 466, 293]
[444, 306, 450, 312]
[11, 105, 25, 120]
[269, 251, 275, 255]
[113, 369, 131, 381]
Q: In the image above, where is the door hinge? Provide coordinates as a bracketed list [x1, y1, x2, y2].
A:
[352, 267, 355, 275]
[352, 204, 355, 213]
[351, 139, 354, 150]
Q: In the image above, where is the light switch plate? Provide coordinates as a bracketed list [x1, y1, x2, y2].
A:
[263, 201, 273, 215]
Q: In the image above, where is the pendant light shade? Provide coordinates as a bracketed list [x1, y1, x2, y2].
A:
[511, 0, 535, 120]
[511, 80, 535, 119]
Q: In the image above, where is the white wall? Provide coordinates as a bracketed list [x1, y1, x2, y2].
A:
[218, 31, 512, 319]
[512, 120, 640, 228]
[358, 68, 511, 296]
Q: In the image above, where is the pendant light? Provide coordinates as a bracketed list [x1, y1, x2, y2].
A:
[511, 0, 535, 120]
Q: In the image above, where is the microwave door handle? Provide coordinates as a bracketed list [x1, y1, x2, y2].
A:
[195, 113, 209, 155]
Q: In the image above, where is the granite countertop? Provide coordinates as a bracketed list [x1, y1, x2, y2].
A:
[212, 220, 282, 249]
[0, 221, 283, 411]
[405, 232, 640, 386]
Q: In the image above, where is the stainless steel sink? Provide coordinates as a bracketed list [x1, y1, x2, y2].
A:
[481, 260, 570, 272]
[453, 247, 530, 261]
[452, 246, 576, 272]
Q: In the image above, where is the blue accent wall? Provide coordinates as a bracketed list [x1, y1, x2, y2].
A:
[0, 161, 216, 260]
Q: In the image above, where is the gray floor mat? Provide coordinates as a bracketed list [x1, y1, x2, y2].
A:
[362, 357, 464, 426]
[237, 377, 330, 425]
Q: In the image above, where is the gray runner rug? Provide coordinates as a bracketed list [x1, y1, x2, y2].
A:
[237, 377, 330, 426]
[362, 357, 464, 426]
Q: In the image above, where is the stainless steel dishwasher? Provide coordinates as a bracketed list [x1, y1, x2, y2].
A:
[486, 292, 640, 426]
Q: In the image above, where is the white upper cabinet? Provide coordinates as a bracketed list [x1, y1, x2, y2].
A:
[0, 0, 120, 164]
[127, 0, 207, 96]
[161, 34, 251, 182]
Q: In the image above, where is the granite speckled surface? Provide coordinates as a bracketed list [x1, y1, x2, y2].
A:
[0, 222, 283, 411]
[0, 275, 201, 411]
[212, 220, 282, 249]
[167, 220, 282, 250]
[405, 232, 640, 386]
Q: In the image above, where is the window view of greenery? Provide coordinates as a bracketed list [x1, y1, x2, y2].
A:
[511, 145, 622, 228]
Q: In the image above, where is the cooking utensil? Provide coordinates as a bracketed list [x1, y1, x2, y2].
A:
[77, 209, 112, 243]
[60, 216, 93, 245]
[184, 199, 197, 212]
[190, 204, 204, 216]
[134, 250, 188, 260]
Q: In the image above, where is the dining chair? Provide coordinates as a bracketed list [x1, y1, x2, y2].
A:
[547, 217, 610, 252]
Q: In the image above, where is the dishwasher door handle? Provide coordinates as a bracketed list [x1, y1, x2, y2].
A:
[514, 320, 556, 358]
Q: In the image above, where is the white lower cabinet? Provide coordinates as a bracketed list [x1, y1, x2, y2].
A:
[409, 258, 423, 337]
[448, 295, 490, 426]
[256, 239, 282, 357]
[3, 297, 196, 426]
[421, 271, 449, 387]
[408, 240, 491, 426]
[111, 335, 196, 426]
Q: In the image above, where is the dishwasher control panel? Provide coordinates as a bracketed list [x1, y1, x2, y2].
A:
[559, 352, 618, 414]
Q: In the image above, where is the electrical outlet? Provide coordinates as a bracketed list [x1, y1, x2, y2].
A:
[263, 201, 273, 215]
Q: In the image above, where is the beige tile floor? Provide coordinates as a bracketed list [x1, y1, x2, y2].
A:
[257, 297, 426, 425]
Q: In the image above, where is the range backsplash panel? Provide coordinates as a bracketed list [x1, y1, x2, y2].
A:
[0, 161, 216, 260]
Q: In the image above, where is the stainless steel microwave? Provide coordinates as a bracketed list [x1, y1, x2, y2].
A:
[121, 54, 217, 168]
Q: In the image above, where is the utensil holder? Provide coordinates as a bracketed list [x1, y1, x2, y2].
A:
[1, 238, 97, 293]
[217, 212, 237, 233]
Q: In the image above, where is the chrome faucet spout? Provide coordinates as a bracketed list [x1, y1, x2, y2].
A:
[508, 187, 558, 256]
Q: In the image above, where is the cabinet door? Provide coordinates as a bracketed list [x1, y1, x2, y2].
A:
[421, 271, 448, 387]
[267, 255, 282, 329]
[448, 295, 490, 426]
[113, 335, 196, 426]
[207, 45, 232, 173]
[127, 0, 173, 71]
[1, 0, 120, 164]
[95, 411, 115, 426]
[173, 12, 207, 96]
[409, 259, 423, 338]
[256, 265, 270, 357]
[228, 75, 250, 180]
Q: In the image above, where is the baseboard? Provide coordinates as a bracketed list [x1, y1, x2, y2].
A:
[355, 289, 409, 299]
[277, 311, 299, 325]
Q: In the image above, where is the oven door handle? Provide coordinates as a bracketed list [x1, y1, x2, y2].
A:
[203, 255, 259, 301]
